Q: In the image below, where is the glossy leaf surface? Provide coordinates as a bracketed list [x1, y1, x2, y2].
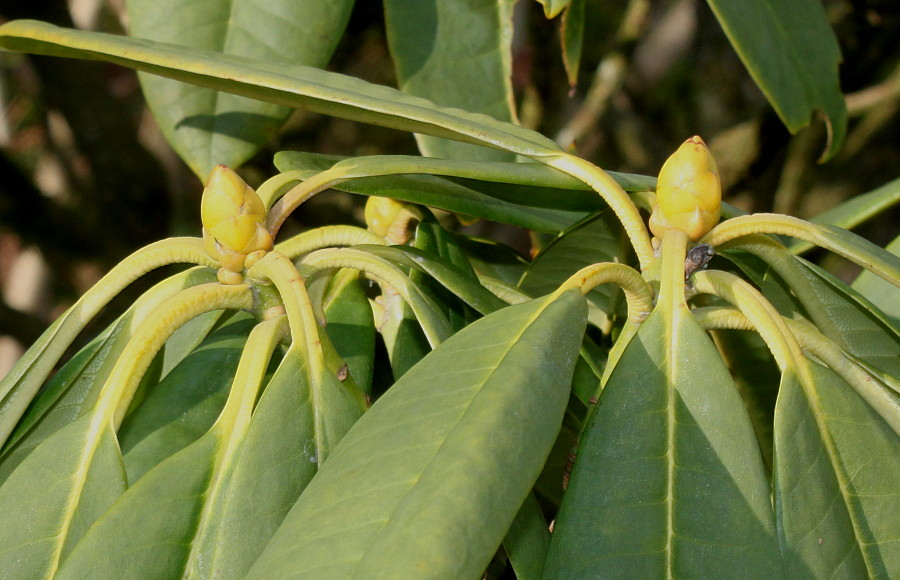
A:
[774, 361, 900, 578]
[246, 291, 587, 579]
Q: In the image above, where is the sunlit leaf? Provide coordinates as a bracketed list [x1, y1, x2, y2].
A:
[127, 0, 354, 176]
[246, 291, 587, 579]
[385, 0, 518, 160]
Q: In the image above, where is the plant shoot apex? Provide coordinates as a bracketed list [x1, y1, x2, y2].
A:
[649, 136, 722, 242]
[201, 165, 274, 283]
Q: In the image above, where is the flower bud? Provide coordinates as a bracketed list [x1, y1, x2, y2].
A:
[201, 165, 273, 280]
[649, 136, 721, 241]
[364, 196, 420, 244]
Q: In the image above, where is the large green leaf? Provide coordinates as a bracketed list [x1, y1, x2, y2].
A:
[546, 233, 780, 578]
[774, 360, 900, 578]
[0, 283, 252, 580]
[0, 268, 218, 483]
[52, 318, 276, 579]
[0, 21, 560, 157]
[118, 314, 256, 483]
[0, 415, 127, 580]
[705, 0, 847, 159]
[187, 343, 363, 579]
[385, 0, 518, 160]
[245, 291, 587, 579]
[544, 308, 782, 577]
[126, 0, 353, 177]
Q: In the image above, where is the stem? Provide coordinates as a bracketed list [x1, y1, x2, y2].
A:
[694, 305, 900, 436]
[554, 262, 653, 324]
[0, 238, 216, 439]
[247, 252, 324, 379]
[702, 214, 900, 286]
[299, 247, 452, 347]
[184, 315, 288, 573]
[545, 154, 655, 270]
[275, 226, 386, 260]
[96, 282, 252, 429]
[719, 234, 845, 345]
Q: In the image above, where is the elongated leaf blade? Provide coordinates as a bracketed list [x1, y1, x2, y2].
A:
[127, 0, 353, 176]
[788, 177, 900, 254]
[774, 361, 900, 577]
[544, 309, 781, 578]
[118, 314, 255, 483]
[0, 415, 127, 579]
[0, 21, 561, 157]
[385, 0, 518, 160]
[322, 269, 377, 394]
[246, 291, 587, 579]
[852, 234, 900, 327]
[705, 0, 847, 159]
[0, 268, 218, 483]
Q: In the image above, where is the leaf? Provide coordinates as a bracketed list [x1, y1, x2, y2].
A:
[384, 0, 518, 160]
[321, 269, 377, 394]
[543, 308, 782, 578]
[0, 283, 253, 580]
[774, 360, 900, 578]
[0, 415, 128, 579]
[245, 291, 587, 579]
[118, 313, 256, 483]
[52, 317, 289, 580]
[705, 0, 848, 159]
[0, 241, 214, 448]
[272, 152, 586, 233]
[0, 21, 561, 157]
[793, 258, 900, 379]
[520, 210, 629, 332]
[0, 268, 218, 481]
[536, 0, 571, 19]
[127, 0, 354, 177]
[273, 151, 656, 212]
[787, 177, 900, 254]
[503, 492, 551, 580]
[546, 233, 780, 578]
[852, 234, 900, 328]
[560, 0, 585, 88]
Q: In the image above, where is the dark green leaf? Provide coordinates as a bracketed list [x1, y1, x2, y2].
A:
[544, 309, 781, 578]
[705, 0, 847, 159]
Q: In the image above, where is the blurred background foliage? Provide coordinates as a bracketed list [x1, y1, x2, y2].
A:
[0, 0, 897, 375]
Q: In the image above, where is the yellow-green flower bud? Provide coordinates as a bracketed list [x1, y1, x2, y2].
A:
[649, 136, 721, 242]
[364, 196, 421, 244]
[201, 165, 273, 281]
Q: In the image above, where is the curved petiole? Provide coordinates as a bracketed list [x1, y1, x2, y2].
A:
[694, 306, 900, 436]
[298, 247, 453, 347]
[274, 225, 386, 261]
[702, 214, 900, 287]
